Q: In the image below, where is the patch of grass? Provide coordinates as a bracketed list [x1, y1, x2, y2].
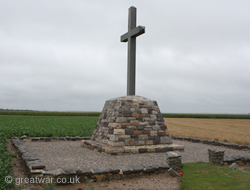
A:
[85, 176, 94, 190]
[181, 162, 250, 190]
[244, 167, 250, 173]
[43, 182, 57, 190]
[0, 116, 98, 190]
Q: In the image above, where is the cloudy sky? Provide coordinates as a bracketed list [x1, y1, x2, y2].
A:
[1, 0, 250, 113]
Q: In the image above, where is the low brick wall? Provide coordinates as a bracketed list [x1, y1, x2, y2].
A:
[11, 137, 184, 184]
[208, 149, 250, 166]
[166, 152, 182, 173]
[172, 136, 250, 151]
[208, 149, 225, 165]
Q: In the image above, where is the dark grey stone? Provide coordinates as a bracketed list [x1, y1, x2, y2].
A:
[129, 165, 144, 172]
[155, 163, 169, 169]
[223, 156, 234, 162]
[241, 155, 250, 162]
[76, 169, 83, 174]
[148, 136, 155, 140]
[62, 168, 77, 174]
[136, 126, 144, 130]
[125, 129, 134, 135]
[168, 168, 180, 177]
[110, 168, 120, 174]
[232, 155, 241, 161]
[81, 168, 92, 175]
[120, 166, 133, 174]
[229, 163, 238, 170]
[93, 167, 110, 174]
[44, 137, 51, 142]
[139, 148, 147, 153]
[166, 151, 182, 158]
[143, 164, 157, 172]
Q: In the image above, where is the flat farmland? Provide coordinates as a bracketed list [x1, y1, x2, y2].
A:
[165, 118, 250, 145]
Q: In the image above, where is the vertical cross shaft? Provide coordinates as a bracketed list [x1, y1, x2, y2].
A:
[121, 6, 145, 96]
[127, 7, 136, 96]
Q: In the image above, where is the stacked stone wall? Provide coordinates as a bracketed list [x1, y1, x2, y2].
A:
[91, 96, 172, 147]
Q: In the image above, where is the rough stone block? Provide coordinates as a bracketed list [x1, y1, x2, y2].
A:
[153, 125, 160, 130]
[113, 129, 125, 135]
[142, 130, 150, 134]
[136, 126, 144, 130]
[138, 114, 145, 117]
[119, 135, 131, 140]
[158, 130, 166, 136]
[139, 122, 149, 126]
[129, 148, 139, 154]
[127, 125, 136, 129]
[152, 110, 158, 115]
[141, 108, 148, 114]
[168, 168, 180, 177]
[160, 136, 172, 144]
[109, 135, 119, 142]
[138, 140, 145, 145]
[107, 141, 125, 147]
[132, 112, 139, 117]
[146, 140, 153, 145]
[150, 114, 157, 120]
[116, 117, 128, 123]
[130, 120, 139, 126]
[229, 163, 238, 170]
[139, 148, 147, 153]
[138, 134, 148, 140]
[134, 131, 142, 135]
[150, 131, 158, 136]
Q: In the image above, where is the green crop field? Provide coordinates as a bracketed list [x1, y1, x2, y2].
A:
[0, 116, 98, 189]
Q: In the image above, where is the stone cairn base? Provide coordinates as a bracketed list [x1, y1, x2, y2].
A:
[82, 95, 184, 155]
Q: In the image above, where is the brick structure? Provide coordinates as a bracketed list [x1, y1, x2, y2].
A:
[82, 96, 184, 154]
[208, 149, 225, 165]
[166, 151, 182, 173]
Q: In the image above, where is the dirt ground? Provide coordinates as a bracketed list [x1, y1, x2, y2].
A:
[7, 140, 180, 190]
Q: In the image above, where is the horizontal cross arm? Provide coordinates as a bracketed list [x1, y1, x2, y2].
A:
[121, 26, 145, 42]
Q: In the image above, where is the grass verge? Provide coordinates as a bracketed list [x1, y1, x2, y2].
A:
[181, 162, 250, 190]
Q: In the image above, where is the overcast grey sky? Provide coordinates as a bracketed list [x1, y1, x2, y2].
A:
[1, 0, 250, 113]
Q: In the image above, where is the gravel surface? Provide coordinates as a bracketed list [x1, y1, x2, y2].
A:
[25, 140, 250, 170]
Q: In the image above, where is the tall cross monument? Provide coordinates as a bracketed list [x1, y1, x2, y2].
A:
[82, 6, 184, 155]
[121, 6, 145, 96]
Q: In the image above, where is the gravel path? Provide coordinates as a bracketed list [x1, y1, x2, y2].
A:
[25, 140, 250, 170]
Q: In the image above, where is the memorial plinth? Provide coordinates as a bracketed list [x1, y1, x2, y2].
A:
[81, 96, 184, 154]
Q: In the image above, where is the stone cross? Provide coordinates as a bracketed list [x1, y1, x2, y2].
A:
[121, 6, 145, 96]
